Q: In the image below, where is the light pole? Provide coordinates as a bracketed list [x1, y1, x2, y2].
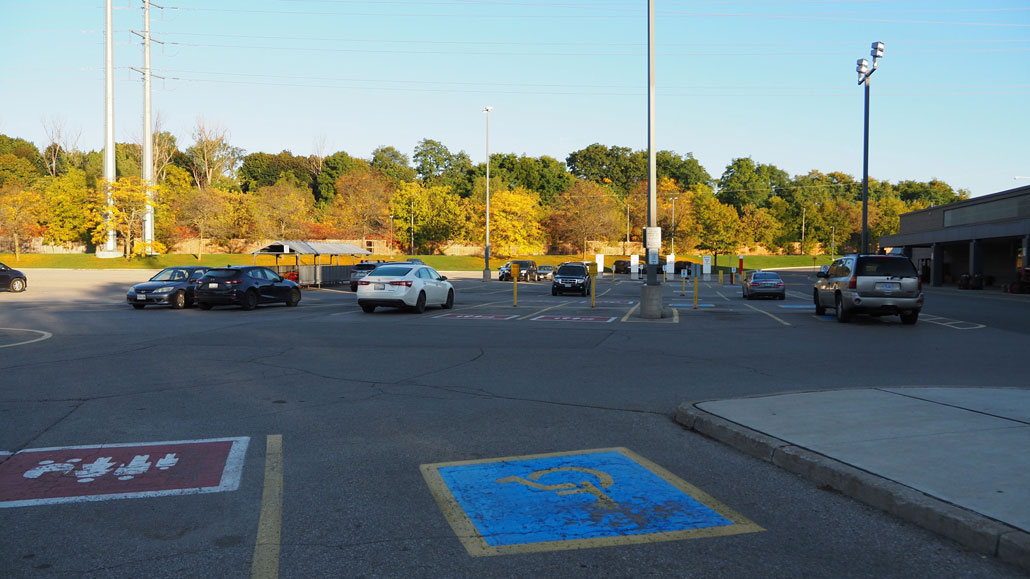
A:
[410, 199, 414, 256]
[669, 196, 679, 256]
[831, 225, 836, 261]
[482, 106, 493, 281]
[857, 41, 884, 255]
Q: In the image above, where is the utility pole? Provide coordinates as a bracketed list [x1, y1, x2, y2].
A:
[132, 1, 163, 253]
[640, 0, 663, 318]
[100, 0, 118, 256]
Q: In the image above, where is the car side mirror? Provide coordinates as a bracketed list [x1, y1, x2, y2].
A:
[439, 275, 447, 281]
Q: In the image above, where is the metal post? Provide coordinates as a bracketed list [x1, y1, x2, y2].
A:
[639, 0, 663, 319]
[483, 106, 493, 281]
[410, 199, 414, 256]
[102, 0, 117, 254]
[142, 0, 154, 252]
[861, 76, 870, 255]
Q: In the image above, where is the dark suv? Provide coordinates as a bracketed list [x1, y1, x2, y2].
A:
[814, 254, 923, 324]
[195, 266, 301, 310]
[552, 263, 591, 296]
[350, 262, 383, 291]
[499, 260, 538, 281]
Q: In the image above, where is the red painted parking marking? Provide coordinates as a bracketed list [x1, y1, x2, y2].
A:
[531, 315, 616, 323]
[435, 314, 518, 320]
[0, 437, 249, 508]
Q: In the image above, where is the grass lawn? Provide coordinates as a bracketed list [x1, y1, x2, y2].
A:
[1, 252, 833, 271]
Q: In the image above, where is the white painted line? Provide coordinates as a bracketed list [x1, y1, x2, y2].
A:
[0, 328, 53, 349]
[743, 303, 791, 326]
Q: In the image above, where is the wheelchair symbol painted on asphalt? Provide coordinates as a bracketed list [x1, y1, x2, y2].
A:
[496, 467, 617, 509]
[421, 447, 762, 556]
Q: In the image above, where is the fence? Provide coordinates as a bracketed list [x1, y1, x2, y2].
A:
[270, 264, 352, 287]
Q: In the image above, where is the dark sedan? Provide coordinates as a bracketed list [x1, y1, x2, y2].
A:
[126, 266, 210, 309]
[195, 266, 301, 310]
[0, 262, 27, 292]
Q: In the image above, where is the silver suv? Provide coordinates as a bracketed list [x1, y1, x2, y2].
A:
[814, 254, 924, 324]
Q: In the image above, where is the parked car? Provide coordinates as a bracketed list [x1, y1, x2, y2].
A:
[552, 262, 591, 296]
[350, 261, 384, 291]
[537, 265, 555, 281]
[126, 266, 210, 309]
[357, 263, 454, 313]
[0, 262, 27, 292]
[195, 266, 301, 310]
[742, 270, 785, 300]
[497, 262, 511, 280]
[814, 254, 923, 324]
[674, 261, 693, 276]
[613, 260, 631, 274]
[499, 260, 538, 281]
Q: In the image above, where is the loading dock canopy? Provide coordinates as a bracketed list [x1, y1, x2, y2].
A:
[253, 240, 372, 257]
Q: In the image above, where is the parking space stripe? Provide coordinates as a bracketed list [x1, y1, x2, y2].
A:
[743, 303, 791, 326]
[251, 435, 283, 579]
[517, 301, 569, 320]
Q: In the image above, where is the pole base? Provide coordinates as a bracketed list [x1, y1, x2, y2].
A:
[639, 284, 663, 319]
[482, 268, 492, 282]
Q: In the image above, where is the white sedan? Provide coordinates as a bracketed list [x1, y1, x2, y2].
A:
[356, 264, 454, 313]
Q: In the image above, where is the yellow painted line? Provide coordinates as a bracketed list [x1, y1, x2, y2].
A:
[620, 303, 640, 322]
[251, 434, 283, 579]
[743, 303, 791, 326]
[517, 301, 569, 320]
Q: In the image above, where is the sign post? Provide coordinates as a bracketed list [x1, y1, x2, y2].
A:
[588, 262, 597, 308]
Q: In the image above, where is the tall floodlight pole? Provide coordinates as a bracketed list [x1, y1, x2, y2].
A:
[640, 0, 662, 318]
[670, 196, 678, 256]
[482, 106, 493, 281]
[857, 41, 884, 255]
[141, 0, 155, 251]
[102, 0, 117, 254]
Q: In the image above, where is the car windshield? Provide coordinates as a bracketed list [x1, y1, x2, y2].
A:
[355, 263, 379, 271]
[515, 261, 533, 267]
[539, 266, 553, 271]
[856, 258, 917, 277]
[150, 268, 189, 282]
[753, 272, 780, 280]
[369, 265, 413, 277]
[204, 269, 240, 279]
[557, 265, 586, 276]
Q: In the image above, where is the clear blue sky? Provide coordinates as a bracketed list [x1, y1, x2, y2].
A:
[2, 1, 1028, 197]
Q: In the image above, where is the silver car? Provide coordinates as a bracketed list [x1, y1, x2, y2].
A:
[814, 254, 924, 324]
[742, 270, 785, 300]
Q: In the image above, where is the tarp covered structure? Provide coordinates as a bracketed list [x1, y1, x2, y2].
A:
[253, 240, 371, 260]
[251, 240, 373, 286]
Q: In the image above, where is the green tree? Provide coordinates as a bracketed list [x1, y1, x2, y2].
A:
[0, 184, 44, 260]
[656, 150, 712, 191]
[314, 151, 358, 204]
[0, 153, 41, 187]
[93, 176, 167, 258]
[717, 157, 790, 210]
[485, 186, 545, 256]
[689, 189, 740, 260]
[239, 150, 312, 193]
[389, 182, 467, 254]
[895, 179, 968, 206]
[565, 143, 646, 197]
[370, 146, 416, 183]
[37, 168, 100, 246]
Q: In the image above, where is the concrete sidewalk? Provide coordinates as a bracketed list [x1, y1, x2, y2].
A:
[676, 387, 1030, 572]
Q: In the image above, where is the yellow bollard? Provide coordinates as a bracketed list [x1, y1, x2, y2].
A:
[681, 274, 686, 296]
[693, 275, 699, 309]
[719, 270, 724, 285]
[511, 263, 519, 307]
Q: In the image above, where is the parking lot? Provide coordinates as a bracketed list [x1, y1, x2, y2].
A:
[1, 268, 1027, 577]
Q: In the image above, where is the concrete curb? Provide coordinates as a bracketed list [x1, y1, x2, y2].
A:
[675, 402, 1030, 572]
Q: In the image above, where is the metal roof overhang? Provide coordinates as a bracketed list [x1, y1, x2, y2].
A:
[252, 240, 372, 256]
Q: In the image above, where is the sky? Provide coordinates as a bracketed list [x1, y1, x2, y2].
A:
[1, 1, 1028, 197]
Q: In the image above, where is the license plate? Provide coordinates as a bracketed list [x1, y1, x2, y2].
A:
[208, 282, 218, 288]
[564, 283, 573, 287]
[876, 282, 900, 291]
[136, 294, 146, 300]
[374, 283, 386, 290]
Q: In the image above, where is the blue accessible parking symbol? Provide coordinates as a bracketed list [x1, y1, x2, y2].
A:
[421, 448, 762, 556]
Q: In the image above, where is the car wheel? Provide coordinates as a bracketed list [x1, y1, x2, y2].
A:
[198, 302, 212, 310]
[132, 303, 145, 310]
[552, 288, 557, 296]
[285, 288, 301, 307]
[413, 291, 427, 313]
[442, 289, 454, 309]
[241, 289, 258, 311]
[350, 283, 357, 292]
[742, 288, 746, 299]
[10, 278, 26, 292]
[172, 290, 187, 310]
[900, 310, 919, 325]
[835, 294, 851, 323]
[814, 289, 826, 315]
[360, 303, 376, 313]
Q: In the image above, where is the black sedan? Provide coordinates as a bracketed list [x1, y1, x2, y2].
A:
[0, 262, 27, 292]
[195, 266, 301, 310]
[127, 266, 210, 309]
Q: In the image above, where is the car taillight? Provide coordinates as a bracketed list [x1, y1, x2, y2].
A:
[918, 278, 922, 291]
[848, 277, 857, 289]
[389, 281, 413, 287]
[224, 279, 242, 285]
[750, 282, 760, 287]
[358, 280, 370, 286]
[776, 282, 784, 287]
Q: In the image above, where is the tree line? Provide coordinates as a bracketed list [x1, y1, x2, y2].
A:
[0, 122, 970, 260]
